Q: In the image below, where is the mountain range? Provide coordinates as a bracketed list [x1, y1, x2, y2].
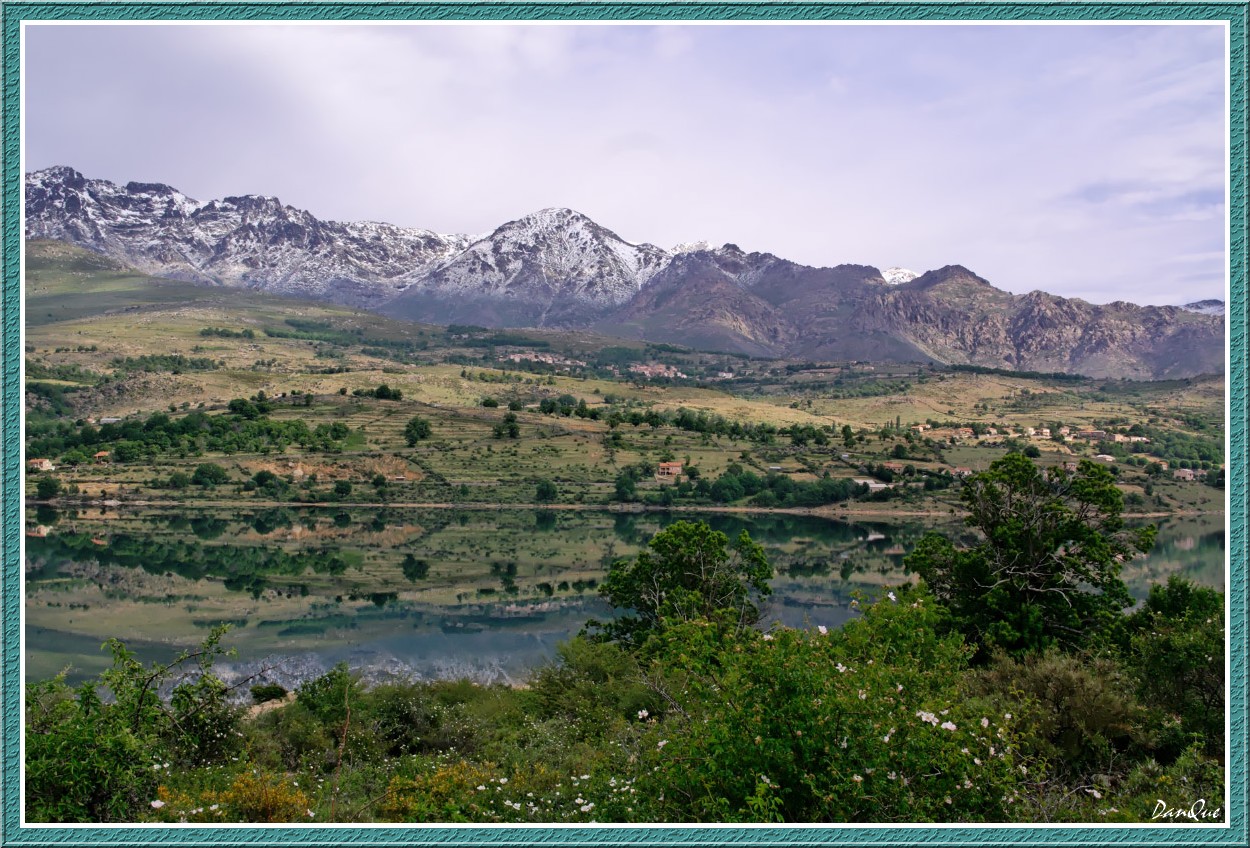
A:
[26, 166, 1225, 379]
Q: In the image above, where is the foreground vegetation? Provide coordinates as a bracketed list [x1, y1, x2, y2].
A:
[26, 456, 1225, 824]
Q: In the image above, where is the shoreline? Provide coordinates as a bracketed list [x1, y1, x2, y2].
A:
[27, 497, 1224, 522]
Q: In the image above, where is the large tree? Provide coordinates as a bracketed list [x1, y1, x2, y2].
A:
[905, 453, 1154, 659]
[592, 520, 772, 646]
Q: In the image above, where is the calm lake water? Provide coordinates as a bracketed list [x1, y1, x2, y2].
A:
[24, 506, 1225, 688]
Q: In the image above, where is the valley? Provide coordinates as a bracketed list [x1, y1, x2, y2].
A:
[23, 239, 1227, 687]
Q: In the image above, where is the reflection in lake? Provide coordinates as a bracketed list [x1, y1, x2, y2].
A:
[24, 506, 1225, 687]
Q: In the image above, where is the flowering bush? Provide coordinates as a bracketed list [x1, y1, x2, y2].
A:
[24, 628, 234, 822]
[634, 586, 1033, 822]
[221, 771, 311, 823]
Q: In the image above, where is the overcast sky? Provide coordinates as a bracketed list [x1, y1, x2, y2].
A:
[24, 22, 1227, 305]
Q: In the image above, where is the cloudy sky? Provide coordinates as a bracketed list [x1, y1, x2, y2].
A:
[24, 22, 1227, 305]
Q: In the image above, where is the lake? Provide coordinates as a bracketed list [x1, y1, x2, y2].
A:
[23, 506, 1226, 688]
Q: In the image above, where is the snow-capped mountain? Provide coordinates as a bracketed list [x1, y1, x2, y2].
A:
[1180, 299, 1225, 316]
[25, 166, 475, 305]
[410, 208, 669, 307]
[382, 207, 672, 326]
[881, 267, 919, 285]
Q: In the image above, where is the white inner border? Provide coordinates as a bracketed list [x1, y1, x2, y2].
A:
[15, 15, 1237, 835]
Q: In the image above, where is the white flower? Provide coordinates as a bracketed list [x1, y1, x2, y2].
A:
[580, 803, 594, 812]
[836, 663, 849, 673]
[858, 689, 867, 700]
[896, 684, 903, 692]
[762, 633, 774, 641]
[1004, 713, 1012, 720]
[852, 774, 863, 783]
[981, 717, 990, 728]
[209, 804, 219, 811]
[817, 625, 828, 635]
[1086, 789, 1103, 799]
[150, 800, 166, 809]
[580, 774, 590, 780]
[499, 777, 508, 784]
[637, 709, 649, 719]
[307, 809, 315, 818]
[974, 758, 982, 766]
[657, 739, 668, 749]
[940, 721, 957, 731]
[887, 591, 897, 602]
[477, 785, 486, 791]
[883, 734, 891, 743]
[945, 795, 952, 805]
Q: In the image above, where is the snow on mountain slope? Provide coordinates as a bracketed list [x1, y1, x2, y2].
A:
[25, 166, 474, 305]
[1179, 299, 1225, 316]
[412, 207, 671, 307]
[881, 267, 919, 285]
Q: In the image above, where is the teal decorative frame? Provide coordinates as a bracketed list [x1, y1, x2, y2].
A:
[1, 2, 1245, 846]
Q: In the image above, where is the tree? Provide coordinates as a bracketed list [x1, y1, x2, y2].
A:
[403, 416, 432, 447]
[493, 412, 520, 439]
[593, 520, 773, 646]
[1121, 576, 1224, 757]
[401, 554, 430, 582]
[614, 472, 637, 502]
[36, 476, 61, 500]
[191, 463, 230, 487]
[535, 479, 558, 503]
[904, 453, 1154, 660]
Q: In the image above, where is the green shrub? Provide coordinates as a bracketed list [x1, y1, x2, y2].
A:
[966, 650, 1146, 779]
[634, 586, 1031, 822]
[250, 683, 289, 705]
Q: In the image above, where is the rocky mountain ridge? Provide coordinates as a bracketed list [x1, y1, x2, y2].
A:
[26, 166, 1224, 379]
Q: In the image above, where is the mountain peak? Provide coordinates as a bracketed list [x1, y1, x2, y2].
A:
[1180, 299, 1225, 316]
[909, 264, 994, 289]
[881, 267, 918, 285]
[32, 164, 82, 179]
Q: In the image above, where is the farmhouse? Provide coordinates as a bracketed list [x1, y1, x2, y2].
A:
[656, 461, 684, 478]
[27, 458, 54, 472]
